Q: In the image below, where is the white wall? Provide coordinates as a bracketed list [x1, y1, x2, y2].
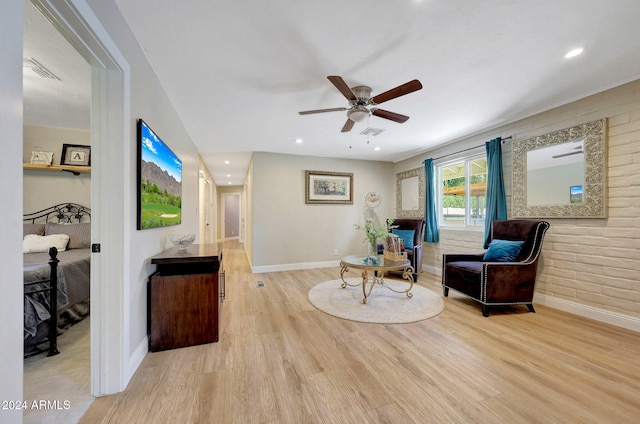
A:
[0, 1, 212, 414]
[23, 124, 91, 212]
[0, 1, 25, 421]
[250, 152, 394, 271]
[396, 79, 640, 330]
[83, 0, 204, 364]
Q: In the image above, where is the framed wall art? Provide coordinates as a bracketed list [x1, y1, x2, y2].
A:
[61, 144, 91, 166]
[305, 170, 353, 204]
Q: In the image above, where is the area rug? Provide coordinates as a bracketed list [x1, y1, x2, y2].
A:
[308, 278, 444, 324]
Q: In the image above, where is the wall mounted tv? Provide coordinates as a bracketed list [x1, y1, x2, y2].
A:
[137, 119, 182, 230]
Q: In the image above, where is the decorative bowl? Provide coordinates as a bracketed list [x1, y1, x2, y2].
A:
[169, 234, 195, 251]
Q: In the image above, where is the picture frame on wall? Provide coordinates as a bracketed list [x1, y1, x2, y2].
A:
[305, 170, 353, 204]
[61, 144, 91, 166]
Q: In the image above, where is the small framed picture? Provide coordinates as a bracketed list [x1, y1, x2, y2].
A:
[30, 151, 54, 165]
[61, 144, 91, 166]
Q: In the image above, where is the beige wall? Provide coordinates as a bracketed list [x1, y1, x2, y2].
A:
[250, 152, 395, 271]
[396, 79, 640, 327]
[23, 124, 91, 213]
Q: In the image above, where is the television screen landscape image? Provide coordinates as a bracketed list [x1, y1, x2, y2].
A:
[137, 119, 182, 230]
[570, 185, 583, 204]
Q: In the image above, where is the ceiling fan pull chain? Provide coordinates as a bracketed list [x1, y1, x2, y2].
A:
[366, 115, 370, 144]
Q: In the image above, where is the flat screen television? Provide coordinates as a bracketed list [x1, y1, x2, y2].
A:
[137, 119, 182, 230]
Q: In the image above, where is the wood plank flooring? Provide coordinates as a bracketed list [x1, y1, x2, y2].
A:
[80, 240, 640, 423]
[23, 316, 92, 424]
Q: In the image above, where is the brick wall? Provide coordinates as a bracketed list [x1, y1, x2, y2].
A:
[396, 79, 640, 328]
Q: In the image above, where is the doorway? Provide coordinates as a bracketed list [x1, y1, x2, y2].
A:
[223, 193, 241, 240]
[30, 0, 130, 397]
[199, 171, 215, 244]
[23, 1, 93, 420]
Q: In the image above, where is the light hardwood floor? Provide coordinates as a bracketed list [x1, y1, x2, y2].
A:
[80, 240, 640, 423]
[23, 316, 93, 424]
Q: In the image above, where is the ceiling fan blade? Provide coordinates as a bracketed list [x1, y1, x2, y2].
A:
[371, 108, 410, 123]
[298, 107, 348, 115]
[371, 79, 423, 105]
[341, 119, 355, 132]
[327, 76, 357, 101]
[552, 150, 583, 159]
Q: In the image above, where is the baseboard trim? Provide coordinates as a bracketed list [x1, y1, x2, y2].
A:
[252, 260, 340, 274]
[423, 263, 639, 333]
[423, 264, 441, 276]
[534, 293, 640, 333]
[128, 337, 148, 382]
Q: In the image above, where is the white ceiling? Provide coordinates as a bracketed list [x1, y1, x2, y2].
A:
[24, 0, 640, 186]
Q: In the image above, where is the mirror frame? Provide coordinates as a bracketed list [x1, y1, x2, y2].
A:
[512, 118, 607, 218]
[396, 167, 425, 218]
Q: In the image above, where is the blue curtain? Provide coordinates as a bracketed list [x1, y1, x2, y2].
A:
[483, 137, 508, 248]
[424, 158, 439, 243]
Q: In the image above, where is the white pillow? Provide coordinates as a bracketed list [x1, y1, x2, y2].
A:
[23, 234, 70, 253]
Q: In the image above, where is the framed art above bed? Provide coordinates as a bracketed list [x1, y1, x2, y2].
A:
[61, 144, 91, 166]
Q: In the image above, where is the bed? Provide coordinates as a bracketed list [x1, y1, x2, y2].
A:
[23, 203, 91, 357]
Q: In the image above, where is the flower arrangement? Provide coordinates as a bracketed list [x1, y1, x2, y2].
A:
[354, 218, 397, 248]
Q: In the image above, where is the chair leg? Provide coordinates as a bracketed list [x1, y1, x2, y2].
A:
[482, 305, 490, 317]
[443, 287, 449, 297]
[527, 304, 536, 313]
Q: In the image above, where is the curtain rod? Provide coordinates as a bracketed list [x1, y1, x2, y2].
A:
[427, 136, 512, 162]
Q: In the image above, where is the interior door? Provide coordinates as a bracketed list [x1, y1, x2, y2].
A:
[223, 193, 240, 239]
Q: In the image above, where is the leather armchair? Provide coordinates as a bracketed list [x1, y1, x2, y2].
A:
[390, 218, 425, 281]
[442, 220, 550, 316]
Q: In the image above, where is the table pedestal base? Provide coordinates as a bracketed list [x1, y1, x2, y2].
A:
[340, 262, 414, 304]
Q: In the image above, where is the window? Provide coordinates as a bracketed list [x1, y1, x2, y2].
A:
[437, 155, 487, 227]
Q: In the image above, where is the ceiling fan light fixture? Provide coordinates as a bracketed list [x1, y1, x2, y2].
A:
[348, 107, 369, 122]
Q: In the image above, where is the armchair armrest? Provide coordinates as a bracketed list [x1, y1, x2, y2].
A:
[482, 261, 539, 302]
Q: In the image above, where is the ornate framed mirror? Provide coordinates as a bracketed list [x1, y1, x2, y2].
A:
[512, 118, 607, 218]
[396, 167, 425, 218]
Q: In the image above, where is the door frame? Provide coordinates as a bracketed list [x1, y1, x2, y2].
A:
[34, 0, 131, 395]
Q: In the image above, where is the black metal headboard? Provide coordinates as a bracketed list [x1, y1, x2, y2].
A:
[23, 203, 91, 224]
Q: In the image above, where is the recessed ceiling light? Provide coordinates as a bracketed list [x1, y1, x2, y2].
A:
[227, 182, 232, 185]
[224, 160, 230, 164]
[226, 174, 231, 178]
[373, 147, 381, 151]
[565, 48, 584, 58]
[295, 138, 303, 144]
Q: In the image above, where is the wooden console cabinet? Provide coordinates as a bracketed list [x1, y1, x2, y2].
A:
[148, 243, 223, 352]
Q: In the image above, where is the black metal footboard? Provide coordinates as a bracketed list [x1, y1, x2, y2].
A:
[24, 247, 60, 357]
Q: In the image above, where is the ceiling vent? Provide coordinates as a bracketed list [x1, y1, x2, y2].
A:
[23, 57, 61, 81]
[360, 127, 385, 137]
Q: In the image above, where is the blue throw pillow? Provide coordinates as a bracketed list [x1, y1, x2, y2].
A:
[483, 239, 525, 262]
[392, 229, 415, 250]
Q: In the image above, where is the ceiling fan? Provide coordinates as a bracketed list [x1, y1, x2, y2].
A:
[552, 144, 584, 159]
[298, 76, 423, 132]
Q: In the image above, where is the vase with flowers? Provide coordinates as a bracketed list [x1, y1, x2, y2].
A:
[354, 218, 397, 263]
